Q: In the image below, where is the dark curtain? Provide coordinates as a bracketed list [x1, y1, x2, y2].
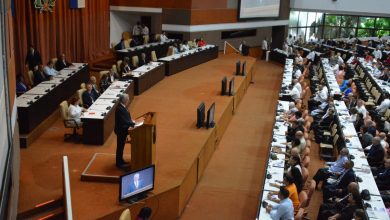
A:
[14, 0, 110, 74]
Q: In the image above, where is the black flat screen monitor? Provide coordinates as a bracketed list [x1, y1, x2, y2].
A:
[221, 76, 227, 96]
[236, 61, 241, 75]
[119, 165, 155, 203]
[197, 102, 205, 128]
[206, 103, 215, 129]
[241, 61, 246, 76]
[229, 77, 235, 96]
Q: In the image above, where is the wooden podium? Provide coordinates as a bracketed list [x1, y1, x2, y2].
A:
[128, 112, 157, 171]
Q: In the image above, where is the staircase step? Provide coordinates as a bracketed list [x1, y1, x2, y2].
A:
[17, 198, 63, 220]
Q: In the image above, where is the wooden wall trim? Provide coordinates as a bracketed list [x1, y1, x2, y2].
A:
[191, 0, 227, 9]
[190, 9, 237, 25]
[110, 0, 192, 9]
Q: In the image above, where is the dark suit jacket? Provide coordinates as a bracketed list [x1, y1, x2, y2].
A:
[25, 51, 42, 70]
[138, 58, 147, 66]
[33, 70, 48, 85]
[55, 59, 72, 71]
[82, 91, 96, 108]
[368, 144, 385, 166]
[114, 104, 135, 135]
[129, 179, 144, 192]
[336, 169, 355, 189]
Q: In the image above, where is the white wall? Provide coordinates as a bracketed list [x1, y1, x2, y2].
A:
[291, 0, 390, 17]
[109, 11, 141, 47]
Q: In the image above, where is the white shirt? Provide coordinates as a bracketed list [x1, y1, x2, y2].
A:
[68, 104, 82, 125]
[142, 26, 149, 36]
[295, 56, 303, 65]
[372, 67, 382, 77]
[357, 105, 367, 118]
[181, 44, 189, 51]
[294, 69, 302, 79]
[337, 56, 344, 66]
[376, 98, 390, 114]
[44, 66, 58, 76]
[286, 37, 293, 45]
[315, 87, 328, 103]
[132, 25, 141, 35]
[262, 40, 268, 50]
[306, 51, 315, 61]
[290, 87, 301, 100]
[347, 56, 355, 64]
[373, 49, 382, 60]
[160, 34, 168, 42]
[294, 83, 302, 93]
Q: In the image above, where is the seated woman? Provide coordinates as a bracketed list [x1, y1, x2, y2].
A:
[287, 155, 303, 193]
[68, 96, 86, 126]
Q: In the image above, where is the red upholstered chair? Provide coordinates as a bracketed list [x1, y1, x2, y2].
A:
[301, 167, 309, 186]
[306, 180, 316, 207]
[302, 156, 310, 168]
[298, 191, 308, 208]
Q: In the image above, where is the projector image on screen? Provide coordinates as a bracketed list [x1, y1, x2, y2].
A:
[239, 0, 280, 19]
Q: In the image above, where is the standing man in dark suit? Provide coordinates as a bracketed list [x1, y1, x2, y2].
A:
[25, 45, 42, 71]
[55, 53, 73, 71]
[114, 94, 135, 169]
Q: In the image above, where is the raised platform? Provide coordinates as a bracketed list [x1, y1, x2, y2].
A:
[18, 53, 257, 220]
[80, 153, 132, 183]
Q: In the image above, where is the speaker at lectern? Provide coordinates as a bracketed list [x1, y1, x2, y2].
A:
[128, 112, 157, 171]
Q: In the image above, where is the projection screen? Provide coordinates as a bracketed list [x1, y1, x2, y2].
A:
[239, 0, 280, 19]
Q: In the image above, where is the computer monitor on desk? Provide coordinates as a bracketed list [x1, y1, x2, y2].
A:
[197, 102, 205, 128]
[119, 165, 155, 204]
[236, 61, 241, 75]
[206, 103, 215, 129]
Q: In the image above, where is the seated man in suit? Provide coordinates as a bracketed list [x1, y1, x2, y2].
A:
[138, 53, 148, 66]
[55, 53, 73, 71]
[322, 160, 356, 202]
[82, 83, 98, 108]
[33, 64, 49, 85]
[89, 76, 100, 98]
[319, 192, 363, 220]
[317, 182, 359, 218]
[313, 148, 349, 188]
[365, 137, 385, 167]
[43, 60, 58, 77]
[374, 158, 390, 190]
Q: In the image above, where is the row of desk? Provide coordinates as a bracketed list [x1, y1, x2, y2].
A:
[256, 58, 296, 219]
[334, 100, 389, 220]
[320, 61, 389, 220]
[115, 39, 177, 61]
[17, 44, 219, 146]
[128, 62, 166, 95]
[17, 63, 89, 141]
[257, 57, 389, 219]
[356, 58, 390, 94]
[81, 80, 134, 145]
[158, 45, 218, 76]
